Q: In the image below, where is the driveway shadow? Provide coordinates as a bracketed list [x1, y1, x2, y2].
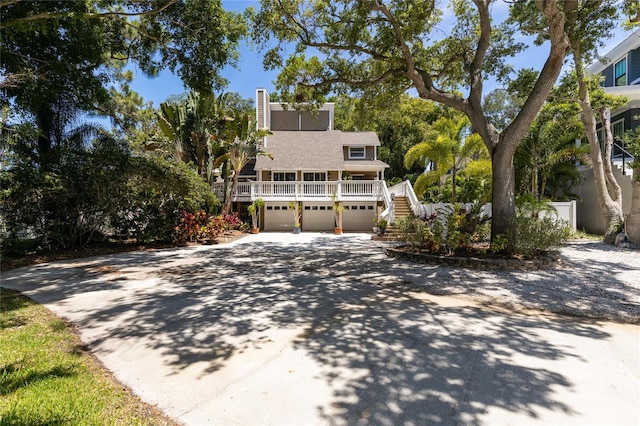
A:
[0, 235, 633, 424]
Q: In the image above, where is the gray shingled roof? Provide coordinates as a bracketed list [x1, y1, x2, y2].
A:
[255, 131, 387, 171]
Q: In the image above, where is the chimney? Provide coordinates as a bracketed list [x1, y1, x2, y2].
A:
[256, 88, 270, 131]
[256, 88, 270, 148]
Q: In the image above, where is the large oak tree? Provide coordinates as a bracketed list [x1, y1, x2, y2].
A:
[252, 0, 578, 246]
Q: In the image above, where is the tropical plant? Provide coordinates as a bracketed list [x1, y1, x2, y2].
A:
[289, 201, 302, 228]
[221, 113, 272, 214]
[156, 91, 232, 182]
[248, 198, 265, 230]
[515, 103, 589, 201]
[405, 114, 488, 203]
[515, 194, 557, 220]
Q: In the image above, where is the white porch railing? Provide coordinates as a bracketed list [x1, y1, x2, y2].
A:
[213, 180, 386, 201]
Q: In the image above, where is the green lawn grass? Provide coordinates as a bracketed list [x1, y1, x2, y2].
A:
[0, 289, 177, 425]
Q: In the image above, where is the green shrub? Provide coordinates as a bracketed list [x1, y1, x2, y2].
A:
[511, 216, 571, 257]
[397, 204, 490, 254]
[438, 204, 490, 254]
[110, 156, 218, 242]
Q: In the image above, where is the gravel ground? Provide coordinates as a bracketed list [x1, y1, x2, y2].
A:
[376, 239, 640, 324]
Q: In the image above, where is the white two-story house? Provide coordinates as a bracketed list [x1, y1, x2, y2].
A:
[220, 89, 391, 232]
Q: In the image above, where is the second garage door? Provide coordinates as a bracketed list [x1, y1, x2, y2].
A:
[302, 203, 334, 231]
[342, 203, 376, 231]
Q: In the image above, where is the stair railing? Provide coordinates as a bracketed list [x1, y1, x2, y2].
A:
[612, 141, 635, 176]
[402, 180, 425, 217]
[380, 181, 395, 224]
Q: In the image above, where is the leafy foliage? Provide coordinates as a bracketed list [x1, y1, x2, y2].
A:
[397, 200, 568, 258]
[396, 204, 489, 255]
[174, 211, 242, 243]
[509, 217, 571, 258]
[405, 113, 489, 203]
[514, 100, 589, 201]
[1, 126, 217, 252]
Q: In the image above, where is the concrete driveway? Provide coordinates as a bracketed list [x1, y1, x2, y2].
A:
[1, 233, 639, 425]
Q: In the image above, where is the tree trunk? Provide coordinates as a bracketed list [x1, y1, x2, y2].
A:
[599, 108, 623, 204]
[579, 101, 624, 243]
[451, 166, 457, 203]
[222, 170, 239, 214]
[627, 168, 640, 244]
[573, 49, 624, 244]
[490, 143, 516, 246]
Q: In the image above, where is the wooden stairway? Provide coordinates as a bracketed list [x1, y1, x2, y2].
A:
[372, 196, 413, 241]
[393, 196, 412, 219]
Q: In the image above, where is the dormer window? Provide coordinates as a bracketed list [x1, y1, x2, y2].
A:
[349, 147, 366, 159]
[614, 57, 627, 86]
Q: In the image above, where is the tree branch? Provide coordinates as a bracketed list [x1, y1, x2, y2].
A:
[468, 0, 491, 110]
[298, 67, 402, 89]
[501, 0, 572, 156]
[0, 1, 177, 30]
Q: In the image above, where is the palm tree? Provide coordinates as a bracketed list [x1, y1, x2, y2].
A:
[156, 91, 231, 182]
[404, 114, 487, 203]
[515, 119, 590, 201]
[221, 112, 272, 214]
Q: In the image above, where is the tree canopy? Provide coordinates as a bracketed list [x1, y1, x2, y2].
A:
[1, 0, 246, 154]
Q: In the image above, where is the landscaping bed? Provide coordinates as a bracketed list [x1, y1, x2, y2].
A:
[386, 244, 562, 270]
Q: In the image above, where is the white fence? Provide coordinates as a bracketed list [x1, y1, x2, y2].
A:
[419, 201, 577, 231]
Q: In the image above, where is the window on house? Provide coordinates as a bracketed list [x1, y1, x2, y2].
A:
[614, 58, 626, 86]
[303, 172, 326, 181]
[273, 172, 296, 181]
[348, 147, 366, 159]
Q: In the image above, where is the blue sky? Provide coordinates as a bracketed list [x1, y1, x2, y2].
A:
[126, 1, 633, 108]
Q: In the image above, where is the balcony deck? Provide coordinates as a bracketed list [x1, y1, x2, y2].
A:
[213, 180, 385, 202]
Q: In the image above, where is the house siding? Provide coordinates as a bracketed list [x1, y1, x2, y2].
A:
[602, 63, 614, 86]
[270, 110, 331, 131]
[301, 111, 330, 130]
[271, 111, 300, 130]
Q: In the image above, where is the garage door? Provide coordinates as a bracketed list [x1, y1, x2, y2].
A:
[264, 203, 294, 231]
[303, 203, 334, 231]
[342, 203, 376, 231]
